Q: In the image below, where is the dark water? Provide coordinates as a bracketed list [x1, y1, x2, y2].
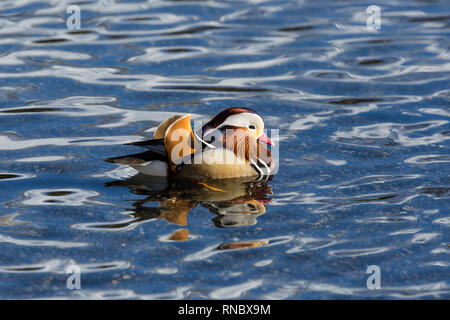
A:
[0, 0, 449, 299]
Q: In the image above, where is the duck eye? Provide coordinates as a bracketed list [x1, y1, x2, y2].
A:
[249, 125, 256, 130]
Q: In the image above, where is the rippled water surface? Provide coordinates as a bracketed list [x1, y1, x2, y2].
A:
[0, 0, 449, 299]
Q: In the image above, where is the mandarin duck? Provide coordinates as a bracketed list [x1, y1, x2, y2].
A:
[105, 173, 273, 232]
[105, 107, 275, 179]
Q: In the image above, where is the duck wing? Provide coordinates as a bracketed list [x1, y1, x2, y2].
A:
[105, 139, 168, 165]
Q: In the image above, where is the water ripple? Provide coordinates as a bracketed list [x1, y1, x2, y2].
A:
[329, 247, 391, 258]
[331, 120, 449, 147]
[0, 172, 35, 181]
[0, 259, 130, 274]
[0, 234, 87, 249]
[0, 132, 143, 150]
[0, 49, 92, 66]
[405, 154, 450, 164]
[184, 236, 292, 262]
[18, 188, 109, 207]
[210, 280, 263, 299]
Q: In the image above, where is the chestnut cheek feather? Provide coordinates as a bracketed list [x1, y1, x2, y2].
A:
[223, 128, 272, 169]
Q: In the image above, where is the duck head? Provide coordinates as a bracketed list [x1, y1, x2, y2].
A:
[201, 107, 273, 147]
[199, 107, 274, 176]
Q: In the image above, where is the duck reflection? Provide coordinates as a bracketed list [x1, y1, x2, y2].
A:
[105, 174, 273, 240]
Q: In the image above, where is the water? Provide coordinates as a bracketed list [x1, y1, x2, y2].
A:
[0, 0, 449, 299]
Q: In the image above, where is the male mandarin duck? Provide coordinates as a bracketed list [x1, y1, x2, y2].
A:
[105, 107, 275, 179]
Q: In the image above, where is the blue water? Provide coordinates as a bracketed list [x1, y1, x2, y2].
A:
[0, 0, 449, 299]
